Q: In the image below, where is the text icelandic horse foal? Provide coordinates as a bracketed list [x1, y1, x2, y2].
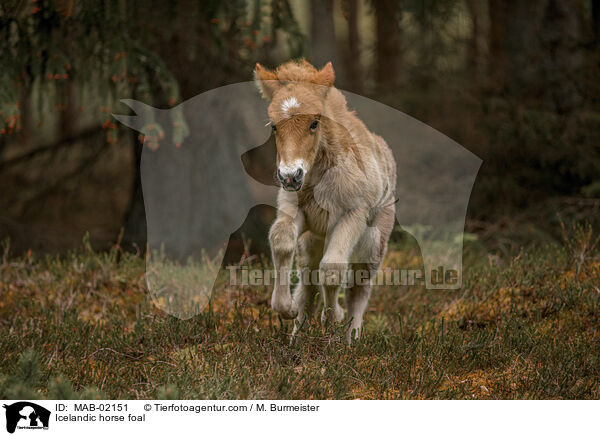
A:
[255, 60, 396, 341]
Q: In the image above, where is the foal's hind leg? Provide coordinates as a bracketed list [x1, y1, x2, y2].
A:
[292, 231, 324, 338]
[346, 208, 393, 342]
[346, 264, 373, 342]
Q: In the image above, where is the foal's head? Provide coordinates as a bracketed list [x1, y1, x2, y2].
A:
[254, 60, 335, 191]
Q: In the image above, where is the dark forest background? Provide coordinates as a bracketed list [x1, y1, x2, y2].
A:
[1, 0, 599, 257]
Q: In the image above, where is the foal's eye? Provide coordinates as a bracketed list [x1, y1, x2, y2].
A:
[271, 124, 277, 132]
[310, 120, 319, 132]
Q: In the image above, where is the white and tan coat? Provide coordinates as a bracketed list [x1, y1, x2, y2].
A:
[255, 59, 396, 341]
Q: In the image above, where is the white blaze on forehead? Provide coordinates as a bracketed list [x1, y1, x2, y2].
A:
[281, 96, 300, 115]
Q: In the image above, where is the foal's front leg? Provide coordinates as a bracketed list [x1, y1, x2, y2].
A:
[291, 231, 324, 337]
[320, 207, 369, 326]
[269, 197, 304, 319]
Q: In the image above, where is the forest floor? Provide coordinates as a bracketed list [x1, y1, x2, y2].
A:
[0, 227, 599, 400]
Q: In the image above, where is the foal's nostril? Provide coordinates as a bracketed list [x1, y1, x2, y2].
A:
[293, 168, 303, 181]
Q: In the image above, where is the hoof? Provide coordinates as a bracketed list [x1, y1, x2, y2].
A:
[321, 305, 344, 325]
[277, 308, 298, 320]
[271, 301, 298, 319]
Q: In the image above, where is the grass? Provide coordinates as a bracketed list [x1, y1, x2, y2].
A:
[0, 228, 599, 400]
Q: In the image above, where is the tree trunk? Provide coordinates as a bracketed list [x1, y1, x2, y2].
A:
[122, 133, 147, 251]
[18, 85, 32, 149]
[488, 0, 508, 92]
[310, 0, 338, 67]
[538, 0, 582, 112]
[373, 0, 403, 92]
[59, 78, 77, 139]
[466, 0, 486, 85]
[593, 0, 600, 45]
[491, 0, 582, 111]
[341, 0, 362, 92]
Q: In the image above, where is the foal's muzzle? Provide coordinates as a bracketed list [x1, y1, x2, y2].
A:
[277, 167, 304, 191]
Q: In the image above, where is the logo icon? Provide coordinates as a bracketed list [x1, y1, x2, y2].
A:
[3, 402, 50, 434]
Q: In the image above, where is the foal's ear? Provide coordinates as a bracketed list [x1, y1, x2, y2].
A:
[311, 62, 335, 88]
[254, 63, 279, 100]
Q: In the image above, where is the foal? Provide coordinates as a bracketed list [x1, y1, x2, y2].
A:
[254, 59, 396, 341]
